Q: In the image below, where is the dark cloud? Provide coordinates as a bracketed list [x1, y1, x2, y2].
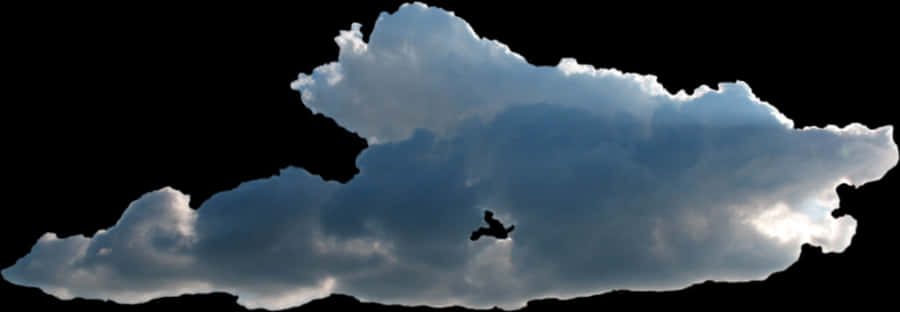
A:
[4, 2, 896, 310]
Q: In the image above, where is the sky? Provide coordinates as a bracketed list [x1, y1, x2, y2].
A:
[4, 2, 898, 310]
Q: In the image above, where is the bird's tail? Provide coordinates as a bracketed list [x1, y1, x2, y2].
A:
[506, 225, 515, 233]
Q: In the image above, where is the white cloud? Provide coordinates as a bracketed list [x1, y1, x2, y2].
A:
[4, 2, 897, 310]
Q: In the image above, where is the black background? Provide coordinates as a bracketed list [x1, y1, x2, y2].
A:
[3, 1, 897, 310]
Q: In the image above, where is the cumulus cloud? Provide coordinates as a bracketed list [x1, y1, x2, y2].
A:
[4, 2, 897, 310]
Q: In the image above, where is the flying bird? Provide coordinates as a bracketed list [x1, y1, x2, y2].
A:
[470, 210, 515, 241]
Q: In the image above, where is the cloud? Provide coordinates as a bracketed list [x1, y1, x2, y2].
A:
[4, 2, 897, 310]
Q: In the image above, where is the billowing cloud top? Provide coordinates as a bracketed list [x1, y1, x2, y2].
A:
[4, 2, 897, 310]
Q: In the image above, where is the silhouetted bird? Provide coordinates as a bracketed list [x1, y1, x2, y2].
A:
[470, 210, 515, 241]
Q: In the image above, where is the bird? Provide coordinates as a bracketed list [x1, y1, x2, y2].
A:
[470, 210, 515, 241]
